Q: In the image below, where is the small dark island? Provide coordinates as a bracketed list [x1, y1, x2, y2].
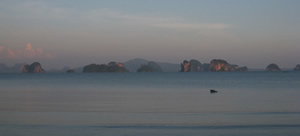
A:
[294, 64, 300, 71]
[66, 69, 75, 73]
[266, 63, 281, 71]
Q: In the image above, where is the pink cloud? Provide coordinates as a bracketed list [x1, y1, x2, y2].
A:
[6, 48, 17, 59]
[0, 46, 4, 52]
[0, 43, 55, 59]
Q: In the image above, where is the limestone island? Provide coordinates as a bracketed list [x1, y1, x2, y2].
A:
[180, 59, 248, 72]
[137, 61, 163, 72]
[82, 62, 128, 73]
[22, 62, 45, 73]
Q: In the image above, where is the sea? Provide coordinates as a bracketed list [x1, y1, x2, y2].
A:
[0, 72, 300, 136]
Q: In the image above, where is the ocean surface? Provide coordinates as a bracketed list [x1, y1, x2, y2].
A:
[0, 72, 300, 136]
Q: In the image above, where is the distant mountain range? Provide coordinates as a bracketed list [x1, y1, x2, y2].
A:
[0, 63, 25, 73]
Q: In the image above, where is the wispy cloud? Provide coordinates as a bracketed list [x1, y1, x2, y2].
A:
[6, 2, 231, 34]
[84, 9, 230, 31]
[83, 8, 178, 26]
[12, 1, 72, 19]
[0, 43, 55, 59]
[154, 23, 230, 31]
[81, 9, 232, 38]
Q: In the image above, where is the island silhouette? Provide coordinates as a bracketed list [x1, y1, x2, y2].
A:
[0, 58, 297, 73]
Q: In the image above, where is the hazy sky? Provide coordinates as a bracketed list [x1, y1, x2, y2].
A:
[1, 0, 299, 69]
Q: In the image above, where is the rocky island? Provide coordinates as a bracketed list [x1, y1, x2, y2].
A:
[180, 59, 202, 72]
[82, 62, 128, 73]
[22, 62, 45, 73]
[124, 58, 179, 72]
[210, 59, 248, 72]
[137, 61, 163, 72]
[294, 64, 300, 71]
[180, 59, 248, 72]
[210, 59, 230, 72]
[266, 63, 281, 71]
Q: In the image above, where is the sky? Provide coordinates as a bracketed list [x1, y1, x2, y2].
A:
[0, 0, 300, 69]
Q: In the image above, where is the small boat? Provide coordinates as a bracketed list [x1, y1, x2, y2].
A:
[210, 89, 218, 93]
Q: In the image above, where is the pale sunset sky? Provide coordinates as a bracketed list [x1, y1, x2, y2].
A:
[0, 0, 299, 69]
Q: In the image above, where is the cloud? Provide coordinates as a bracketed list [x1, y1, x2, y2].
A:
[153, 23, 234, 38]
[6, 2, 231, 34]
[0, 43, 55, 59]
[0, 46, 5, 52]
[99, 9, 177, 23]
[82, 8, 178, 27]
[82, 8, 230, 32]
[154, 23, 230, 31]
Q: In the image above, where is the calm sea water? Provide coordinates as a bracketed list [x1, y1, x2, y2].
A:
[0, 72, 300, 136]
